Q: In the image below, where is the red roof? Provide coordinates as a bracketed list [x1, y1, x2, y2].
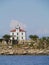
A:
[10, 29, 16, 32]
[10, 29, 25, 32]
[19, 29, 25, 32]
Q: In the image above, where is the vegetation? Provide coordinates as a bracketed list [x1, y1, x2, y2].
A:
[29, 35, 49, 49]
[3, 34, 11, 44]
[0, 34, 49, 50]
[3, 34, 11, 40]
[0, 39, 3, 42]
[29, 35, 39, 41]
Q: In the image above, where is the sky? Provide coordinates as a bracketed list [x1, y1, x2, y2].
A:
[0, 0, 49, 38]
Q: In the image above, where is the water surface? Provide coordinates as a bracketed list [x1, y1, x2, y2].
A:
[0, 55, 49, 65]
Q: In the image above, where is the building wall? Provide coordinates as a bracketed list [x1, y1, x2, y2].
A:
[10, 29, 26, 40]
[19, 32, 26, 40]
[10, 32, 16, 40]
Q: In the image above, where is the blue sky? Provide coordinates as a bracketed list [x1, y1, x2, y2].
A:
[0, 0, 49, 38]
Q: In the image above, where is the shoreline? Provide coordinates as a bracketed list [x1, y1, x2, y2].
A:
[0, 48, 49, 55]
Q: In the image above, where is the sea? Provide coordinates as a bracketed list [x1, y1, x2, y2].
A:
[0, 55, 49, 65]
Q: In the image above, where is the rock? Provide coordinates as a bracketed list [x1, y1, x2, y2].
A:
[8, 46, 12, 49]
[23, 51, 27, 55]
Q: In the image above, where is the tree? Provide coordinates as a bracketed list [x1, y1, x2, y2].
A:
[3, 34, 11, 44]
[40, 37, 47, 49]
[3, 34, 10, 40]
[29, 35, 33, 40]
[29, 35, 39, 41]
[41, 37, 47, 41]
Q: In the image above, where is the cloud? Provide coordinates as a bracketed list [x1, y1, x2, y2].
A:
[10, 20, 26, 29]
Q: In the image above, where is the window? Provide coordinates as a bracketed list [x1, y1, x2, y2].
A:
[12, 33, 14, 39]
[17, 37, 18, 40]
[22, 37, 23, 39]
[12, 33, 14, 35]
[12, 33, 14, 37]
[17, 33, 18, 35]
[22, 33, 23, 35]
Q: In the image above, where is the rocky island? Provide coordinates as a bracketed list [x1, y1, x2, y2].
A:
[0, 42, 49, 55]
[0, 34, 49, 55]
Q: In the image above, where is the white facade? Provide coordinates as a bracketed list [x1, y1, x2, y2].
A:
[10, 27, 26, 40]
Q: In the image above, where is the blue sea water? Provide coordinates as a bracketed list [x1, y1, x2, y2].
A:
[0, 55, 49, 65]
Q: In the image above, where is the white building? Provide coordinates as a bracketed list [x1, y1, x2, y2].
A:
[10, 27, 26, 40]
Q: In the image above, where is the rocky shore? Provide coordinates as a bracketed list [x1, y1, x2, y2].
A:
[0, 45, 49, 55]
